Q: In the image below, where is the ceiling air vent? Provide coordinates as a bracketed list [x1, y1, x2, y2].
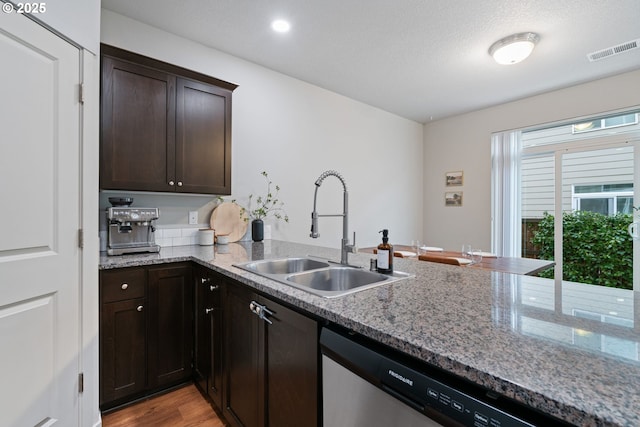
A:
[587, 39, 639, 62]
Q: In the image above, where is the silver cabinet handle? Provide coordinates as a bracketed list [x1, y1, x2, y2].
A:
[249, 300, 273, 324]
[177, 181, 183, 187]
[137, 305, 143, 312]
[169, 180, 175, 186]
[121, 283, 128, 290]
[201, 276, 219, 291]
[205, 308, 215, 314]
[262, 305, 274, 318]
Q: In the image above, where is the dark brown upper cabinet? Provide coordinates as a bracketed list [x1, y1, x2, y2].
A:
[100, 45, 237, 195]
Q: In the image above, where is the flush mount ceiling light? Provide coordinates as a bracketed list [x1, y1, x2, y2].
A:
[573, 122, 594, 131]
[489, 32, 540, 65]
[271, 19, 291, 33]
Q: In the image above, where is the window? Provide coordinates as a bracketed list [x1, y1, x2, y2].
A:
[572, 183, 634, 215]
[492, 109, 640, 291]
[572, 113, 638, 134]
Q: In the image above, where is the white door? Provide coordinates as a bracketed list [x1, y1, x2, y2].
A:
[0, 11, 81, 427]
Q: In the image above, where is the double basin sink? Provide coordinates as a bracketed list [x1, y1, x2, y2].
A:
[234, 257, 412, 298]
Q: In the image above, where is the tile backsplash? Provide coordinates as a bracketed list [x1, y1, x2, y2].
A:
[99, 225, 249, 252]
[155, 227, 201, 248]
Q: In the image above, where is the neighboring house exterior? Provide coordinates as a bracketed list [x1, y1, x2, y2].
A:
[521, 113, 640, 219]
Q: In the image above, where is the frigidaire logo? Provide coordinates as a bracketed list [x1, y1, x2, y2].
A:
[388, 369, 413, 386]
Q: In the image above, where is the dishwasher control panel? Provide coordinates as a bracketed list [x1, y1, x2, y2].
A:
[382, 357, 534, 426]
[379, 355, 535, 427]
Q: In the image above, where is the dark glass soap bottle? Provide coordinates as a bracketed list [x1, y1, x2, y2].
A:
[377, 229, 393, 274]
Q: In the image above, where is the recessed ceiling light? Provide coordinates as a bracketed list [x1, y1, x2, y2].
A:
[489, 32, 540, 65]
[271, 19, 291, 33]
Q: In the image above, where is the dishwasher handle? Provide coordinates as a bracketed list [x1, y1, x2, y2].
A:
[381, 384, 425, 412]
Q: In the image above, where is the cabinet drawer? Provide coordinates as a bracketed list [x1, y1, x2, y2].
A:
[101, 268, 146, 303]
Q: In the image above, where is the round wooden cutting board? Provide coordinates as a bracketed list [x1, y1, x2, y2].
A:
[210, 202, 249, 242]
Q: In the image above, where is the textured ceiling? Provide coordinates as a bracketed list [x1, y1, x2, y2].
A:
[101, 0, 640, 123]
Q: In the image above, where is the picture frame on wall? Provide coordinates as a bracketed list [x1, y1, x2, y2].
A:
[445, 171, 463, 186]
[445, 191, 463, 207]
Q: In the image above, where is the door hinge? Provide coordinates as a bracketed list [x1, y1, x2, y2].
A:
[78, 372, 84, 393]
[79, 83, 84, 104]
[78, 229, 84, 249]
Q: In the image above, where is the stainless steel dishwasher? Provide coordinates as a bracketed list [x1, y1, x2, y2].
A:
[320, 327, 564, 427]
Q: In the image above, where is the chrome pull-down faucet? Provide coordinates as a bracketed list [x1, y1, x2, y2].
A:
[310, 170, 357, 265]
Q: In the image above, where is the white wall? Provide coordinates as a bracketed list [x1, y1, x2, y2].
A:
[100, 10, 424, 249]
[423, 69, 640, 252]
[29, 0, 100, 53]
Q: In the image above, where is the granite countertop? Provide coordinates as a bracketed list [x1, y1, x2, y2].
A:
[100, 240, 640, 426]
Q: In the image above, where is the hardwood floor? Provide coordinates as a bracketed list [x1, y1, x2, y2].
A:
[102, 384, 226, 427]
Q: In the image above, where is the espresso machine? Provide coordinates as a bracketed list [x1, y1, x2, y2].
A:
[106, 198, 161, 255]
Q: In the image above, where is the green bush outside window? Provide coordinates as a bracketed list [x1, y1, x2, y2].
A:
[531, 211, 633, 289]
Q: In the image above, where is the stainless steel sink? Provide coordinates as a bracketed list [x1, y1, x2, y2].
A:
[286, 267, 388, 291]
[235, 257, 412, 298]
[239, 257, 330, 275]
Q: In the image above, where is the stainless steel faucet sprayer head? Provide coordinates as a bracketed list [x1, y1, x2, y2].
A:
[310, 211, 319, 238]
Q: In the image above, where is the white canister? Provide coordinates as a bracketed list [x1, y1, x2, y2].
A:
[198, 228, 215, 246]
[216, 234, 229, 245]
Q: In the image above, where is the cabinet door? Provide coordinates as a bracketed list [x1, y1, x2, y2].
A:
[224, 284, 262, 427]
[207, 274, 224, 407]
[101, 55, 176, 192]
[176, 78, 232, 194]
[194, 267, 224, 408]
[223, 281, 320, 427]
[193, 268, 210, 394]
[100, 297, 146, 407]
[262, 297, 319, 427]
[147, 264, 193, 389]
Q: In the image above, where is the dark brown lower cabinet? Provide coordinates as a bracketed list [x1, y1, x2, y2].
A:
[100, 267, 147, 407]
[100, 296, 146, 405]
[147, 264, 194, 388]
[223, 281, 319, 427]
[100, 262, 319, 425]
[99, 263, 193, 410]
[194, 266, 224, 408]
[224, 283, 261, 427]
[264, 298, 319, 427]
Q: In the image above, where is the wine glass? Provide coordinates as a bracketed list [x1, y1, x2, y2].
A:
[411, 240, 421, 257]
[469, 249, 483, 266]
[462, 244, 472, 260]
